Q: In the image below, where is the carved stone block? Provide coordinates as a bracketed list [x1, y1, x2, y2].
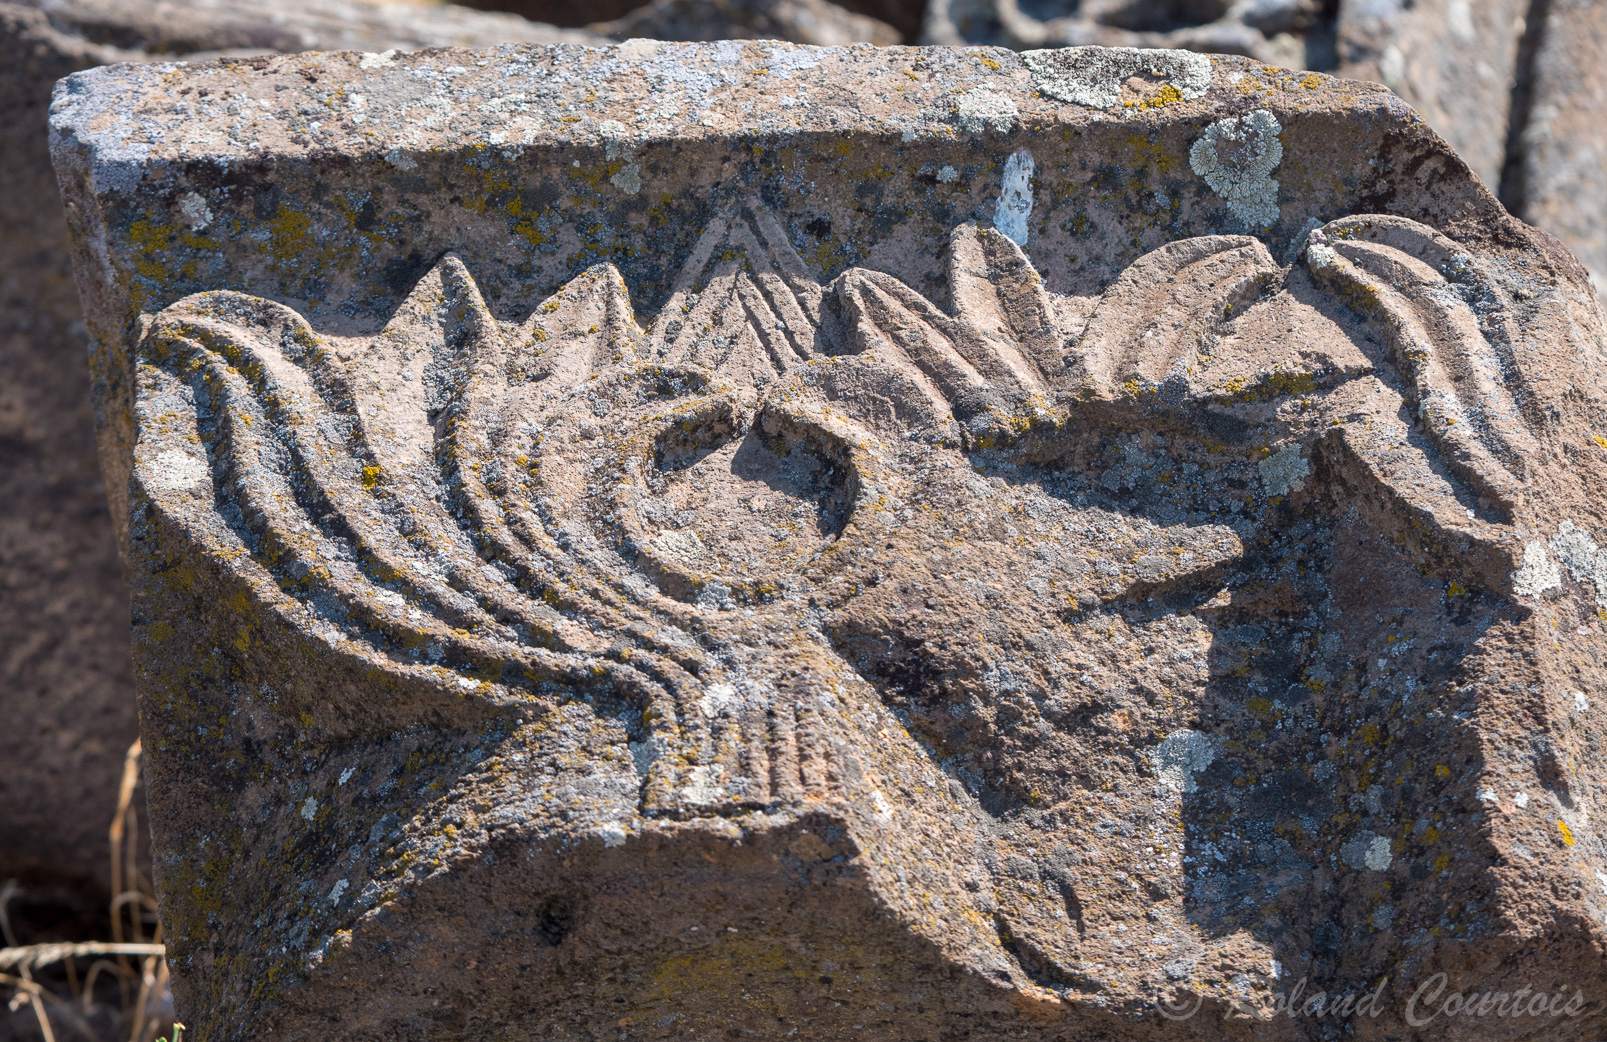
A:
[52, 43, 1607, 1040]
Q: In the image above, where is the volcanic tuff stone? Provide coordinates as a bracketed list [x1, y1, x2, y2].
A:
[51, 41, 1607, 1042]
[0, 0, 595, 902]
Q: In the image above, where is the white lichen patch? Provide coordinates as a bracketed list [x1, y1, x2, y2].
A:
[1022, 47, 1211, 109]
[383, 146, 417, 171]
[680, 764, 722, 803]
[610, 162, 641, 195]
[178, 191, 213, 231]
[1151, 729, 1216, 793]
[1548, 519, 1607, 606]
[1190, 110, 1284, 228]
[598, 119, 632, 160]
[653, 528, 705, 565]
[1340, 831, 1392, 871]
[597, 120, 641, 194]
[1551, 520, 1598, 577]
[145, 448, 210, 492]
[697, 682, 738, 720]
[357, 49, 397, 70]
[1512, 539, 1562, 598]
[1305, 239, 1338, 270]
[300, 796, 318, 821]
[956, 88, 1018, 134]
[993, 149, 1034, 246]
[1257, 443, 1308, 496]
[328, 878, 348, 904]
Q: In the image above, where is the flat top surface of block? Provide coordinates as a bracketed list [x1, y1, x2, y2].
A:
[51, 42, 1499, 330]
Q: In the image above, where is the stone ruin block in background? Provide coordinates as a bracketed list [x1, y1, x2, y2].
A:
[595, 0, 902, 48]
[1513, 0, 1607, 310]
[52, 41, 1607, 1041]
[1334, 0, 1528, 198]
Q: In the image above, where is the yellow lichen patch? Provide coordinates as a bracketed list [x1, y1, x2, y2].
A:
[265, 203, 313, 275]
[126, 217, 216, 307]
[1558, 820, 1575, 846]
[1121, 133, 1175, 173]
[1123, 84, 1183, 112]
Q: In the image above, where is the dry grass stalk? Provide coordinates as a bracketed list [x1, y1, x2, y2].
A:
[0, 946, 165, 973]
[0, 740, 170, 1042]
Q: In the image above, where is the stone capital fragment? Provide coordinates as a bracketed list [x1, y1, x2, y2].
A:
[51, 42, 1607, 1041]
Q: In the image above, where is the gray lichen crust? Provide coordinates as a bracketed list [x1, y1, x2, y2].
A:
[1190, 109, 1284, 229]
[1023, 46, 1211, 108]
[50, 41, 1607, 1042]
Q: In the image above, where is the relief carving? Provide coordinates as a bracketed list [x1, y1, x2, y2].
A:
[130, 201, 1570, 1030]
[54, 41, 1607, 1042]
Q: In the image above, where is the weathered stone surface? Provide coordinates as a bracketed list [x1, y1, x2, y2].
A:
[0, 0, 596, 899]
[53, 42, 1607, 1041]
[1513, 0, 1607, 304]
[597, 0, 901, 47]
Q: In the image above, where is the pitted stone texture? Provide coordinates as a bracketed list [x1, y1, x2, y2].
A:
[53, 42, 1607, 1042]
[0, 0, 593, 899]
